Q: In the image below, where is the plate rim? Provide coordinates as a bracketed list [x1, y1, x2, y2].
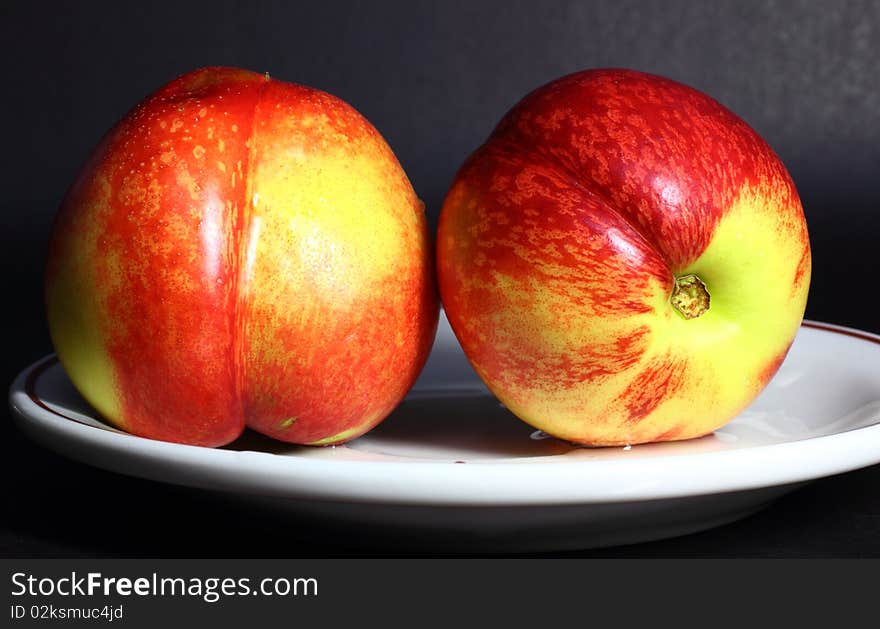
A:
[9, 319, 880, 507]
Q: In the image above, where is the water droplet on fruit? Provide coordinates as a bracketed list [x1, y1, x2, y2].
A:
[530, 430, 553, 441]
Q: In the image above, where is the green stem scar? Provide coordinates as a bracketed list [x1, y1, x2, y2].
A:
[670, 274, 710, 319]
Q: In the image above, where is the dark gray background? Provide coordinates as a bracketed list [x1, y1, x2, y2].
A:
[2, 0, 879, 557]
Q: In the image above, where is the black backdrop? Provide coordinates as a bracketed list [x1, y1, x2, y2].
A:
[2, 0, 879, 557]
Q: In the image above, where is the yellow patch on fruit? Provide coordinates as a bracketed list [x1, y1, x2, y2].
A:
[238, 93, 429, 441]
[243, 121, 417, 357]
[47, 273, 121, 427]
[45, 179, 122, 428]
[305, 423, 373, 446]
[475, 179, 810, 446]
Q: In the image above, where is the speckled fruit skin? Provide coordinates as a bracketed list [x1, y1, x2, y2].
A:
[437, 69, 811, 446]
[46, 67, 438, 447]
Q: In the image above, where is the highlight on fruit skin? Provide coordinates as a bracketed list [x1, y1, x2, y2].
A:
[45, 66, 439, 448]
[437, 68, 811, 447]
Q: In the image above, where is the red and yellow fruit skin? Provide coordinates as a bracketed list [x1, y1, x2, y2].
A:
[46, 67, 438, 447]
[437, 69, 811, 446]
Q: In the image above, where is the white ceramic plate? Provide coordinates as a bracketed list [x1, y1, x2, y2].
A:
[10, 313, 880, 552]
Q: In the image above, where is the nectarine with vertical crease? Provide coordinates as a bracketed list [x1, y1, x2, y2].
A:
[46, 67, 438, 447]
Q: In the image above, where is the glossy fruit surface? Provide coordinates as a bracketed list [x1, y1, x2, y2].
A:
[437, 69, 811, 445]
[46, 67, 438, 447]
